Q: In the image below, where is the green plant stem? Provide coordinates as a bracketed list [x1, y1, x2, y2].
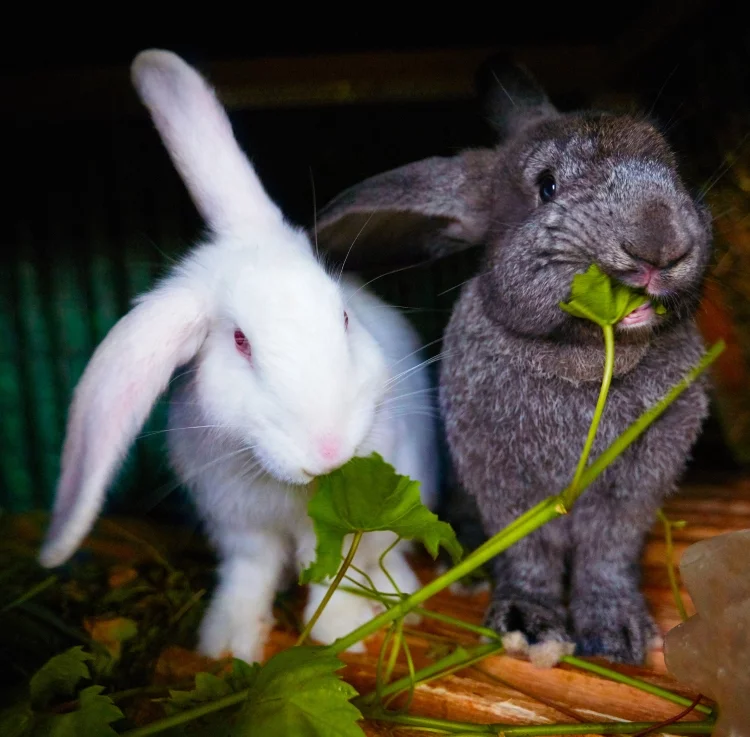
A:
[383, 619, 403, 684]
[363, 710, 492, 733]
[560, 656, 712, 716]
[343, 581, 710, 719]
[297, 530, 363, 646]
[572, 340, 725, 502]
[413, 608, 502, 642]
[387, 643, 505, 707]
[361, 642, 504, 707]
[398, 632, 417, 712]
[657, 509, 689, 622]
[360, 645, 477, 707]
[119, 691, 247, 737]
[330, 496, 564, 655]
[378, 536, 403, 595]
[344, 582, 704, 721]
[366, 710, 715, 735]
[0, 575, 57, 615]
[569, 324, 615, 496]
[376, 622, 398, 702]
[168, 587, 206, 625]
[339, 585, 503, 643]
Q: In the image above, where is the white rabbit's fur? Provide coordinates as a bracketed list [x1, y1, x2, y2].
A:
[38, 50, 439, 662]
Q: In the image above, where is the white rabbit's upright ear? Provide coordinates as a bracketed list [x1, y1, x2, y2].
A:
[314, 149, 497, 270]
[131, 50, 284, 237]
[39, 283, 208, 568]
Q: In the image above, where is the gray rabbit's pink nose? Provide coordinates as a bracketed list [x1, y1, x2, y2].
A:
[621, 200, 693, 270]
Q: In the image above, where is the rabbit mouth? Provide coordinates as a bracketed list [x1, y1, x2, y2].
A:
[619, 302, 654, 328]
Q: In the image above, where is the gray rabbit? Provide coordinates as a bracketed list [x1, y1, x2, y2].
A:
[314, 57, 713, 664]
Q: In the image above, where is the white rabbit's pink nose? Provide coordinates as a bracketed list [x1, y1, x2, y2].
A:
[319, 436, 341, 464]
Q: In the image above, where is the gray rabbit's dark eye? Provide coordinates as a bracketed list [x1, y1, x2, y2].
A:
[538, 174, 557, 203]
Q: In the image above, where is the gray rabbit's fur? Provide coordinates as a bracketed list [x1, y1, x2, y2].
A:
[315, 59, 713, 663]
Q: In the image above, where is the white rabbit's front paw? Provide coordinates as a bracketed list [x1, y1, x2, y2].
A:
[303, 586, 378, 653]
[198, 595, 273, 664]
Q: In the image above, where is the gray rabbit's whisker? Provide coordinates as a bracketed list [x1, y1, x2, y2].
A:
[436, 277, 476, 297]
[383, 305, 452, 314]
[344, 259, 431, 306]
[699, 130, 750, 198]
[647, 62, 680, 118]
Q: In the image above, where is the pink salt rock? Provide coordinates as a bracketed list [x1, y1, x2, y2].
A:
[664, 529, 750, 736]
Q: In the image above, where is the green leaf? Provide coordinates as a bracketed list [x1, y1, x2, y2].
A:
[559, 263, 651, 327]
[225, 658, 259, 691]
[301, 454, 462, 584]
[160, 659, 260, 716]
[163, 672, 234, 715]
[45, 686, 123, 737]
[29, 646, 92, 709]
[235, 646, 363, 737]
[0, 703, 34, 737]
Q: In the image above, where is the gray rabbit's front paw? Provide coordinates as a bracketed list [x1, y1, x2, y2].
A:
[571, 590, 659, 664]
[485, 591, 571, 647]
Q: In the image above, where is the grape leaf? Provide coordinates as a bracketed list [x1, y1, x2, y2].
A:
[0, 703, 34, 737]
[301, 453, 462, 584]
[29, 646, 92, 709]
[84, 616, 138, 661]
[224, 658, 258, 692]
[161, 659, 259, 716]
[45, 686, 123, 737]
[559, 263, 651, 327]
[235, 646, 363, 737]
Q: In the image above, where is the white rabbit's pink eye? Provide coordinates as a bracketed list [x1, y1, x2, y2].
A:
[234, 329, 251, 357]
[344, 311, 349, 330]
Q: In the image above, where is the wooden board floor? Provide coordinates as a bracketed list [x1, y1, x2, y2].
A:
[15, 475, 750, 735]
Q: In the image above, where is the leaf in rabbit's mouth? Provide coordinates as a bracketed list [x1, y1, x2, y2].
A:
[300, 453, 462, 584]
[559, 264, 661, 328]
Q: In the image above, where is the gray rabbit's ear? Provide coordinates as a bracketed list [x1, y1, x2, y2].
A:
[476, 55, 559, 139]
[314, 149, 496, 270]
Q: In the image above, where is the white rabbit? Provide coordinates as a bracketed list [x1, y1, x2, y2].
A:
[38, 49, 439, 663]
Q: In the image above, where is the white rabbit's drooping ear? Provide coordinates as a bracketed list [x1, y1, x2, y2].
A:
[314, 149, 496, 270]
[131, 49, 284, 237]
[39, 284, 208, 568]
